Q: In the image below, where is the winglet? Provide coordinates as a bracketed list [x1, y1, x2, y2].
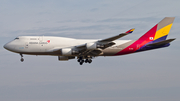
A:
[125, 28, 135, 33]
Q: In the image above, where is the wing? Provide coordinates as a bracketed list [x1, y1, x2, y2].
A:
[75, 28, 135, 56]
[50, 28, 134, 57]
[99, 28, 135, 42]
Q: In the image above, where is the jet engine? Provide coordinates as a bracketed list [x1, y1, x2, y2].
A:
[61, 48, 72, 56]
[86, 42, 105, 50]
[86, 43, 97, 50]
[58, 56, 75, 61]
[60, 48, 79, 56]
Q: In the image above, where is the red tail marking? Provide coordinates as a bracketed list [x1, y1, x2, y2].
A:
[115, 24, 158, 55]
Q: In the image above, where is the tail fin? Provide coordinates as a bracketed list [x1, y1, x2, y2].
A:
[139, 17, 175, 41]
[138, 17, 175, 46]
[153, 17, 175, 41]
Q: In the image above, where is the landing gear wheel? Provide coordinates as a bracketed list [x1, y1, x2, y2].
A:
[20, 54, 24, 62]
[77, 56, 93, 65]
[80, 62, 83, 65]
[85, 59, 88, 63]
[20, 58, 24, 62]
[78, 56, 84, 65]
[85, 59, 92, 64]
[79, 60, 84, 65]
[88, 59, 92, 63]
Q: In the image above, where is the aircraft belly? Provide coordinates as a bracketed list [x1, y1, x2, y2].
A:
[102, 40, 136, 56]
[102, 48, 122, 56]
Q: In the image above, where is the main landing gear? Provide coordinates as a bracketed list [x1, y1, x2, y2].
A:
[77, 56, 92, 65]
[20, 54, 24, 62]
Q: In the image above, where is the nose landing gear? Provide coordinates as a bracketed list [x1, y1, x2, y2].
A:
[20, 54, 24, 62]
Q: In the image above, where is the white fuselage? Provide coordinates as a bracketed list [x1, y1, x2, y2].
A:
[4, 36, 132, 56]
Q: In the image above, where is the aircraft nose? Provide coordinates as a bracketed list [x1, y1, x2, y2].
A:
[3, 42, 14, 51]
[4, 43, 9, 50]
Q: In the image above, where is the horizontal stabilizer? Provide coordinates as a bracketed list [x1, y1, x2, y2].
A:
[146, 38, 176, 46]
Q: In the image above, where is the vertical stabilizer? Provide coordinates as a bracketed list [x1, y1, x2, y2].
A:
[154, 17, 175, 42]
[138, 17, 175, 43]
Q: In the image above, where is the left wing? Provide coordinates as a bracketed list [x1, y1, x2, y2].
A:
[50, 28, 134, 57]
[98, 28, 135, 43]
[74, 28, 135, 56]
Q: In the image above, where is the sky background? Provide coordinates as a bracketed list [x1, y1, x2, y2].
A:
[0, 0, 180, 101]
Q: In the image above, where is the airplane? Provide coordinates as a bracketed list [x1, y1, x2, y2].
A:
[4, 17, 175, 65]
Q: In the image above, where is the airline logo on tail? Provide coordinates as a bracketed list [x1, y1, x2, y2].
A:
[139, 17, 174, 47]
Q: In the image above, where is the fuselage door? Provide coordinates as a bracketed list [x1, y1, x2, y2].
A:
[25, 42, 28, 48]
[137, 44, 140, 50]
[39, 36, 46, 52]
[39, 36, 43, 42]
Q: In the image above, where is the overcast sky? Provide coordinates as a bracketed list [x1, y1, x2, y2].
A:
[0, 0, 180, 101]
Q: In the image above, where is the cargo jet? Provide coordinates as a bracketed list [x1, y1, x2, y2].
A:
[4, 17, 175, 65]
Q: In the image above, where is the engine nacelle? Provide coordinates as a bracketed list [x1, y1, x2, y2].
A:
[60, 48, 79, 56]
[61, 48, 72, 56]
[58, 56, 75, 61]
[86, 43, 97, 50]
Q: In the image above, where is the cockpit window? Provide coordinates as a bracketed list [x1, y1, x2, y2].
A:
[14, 37, 19, 40]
